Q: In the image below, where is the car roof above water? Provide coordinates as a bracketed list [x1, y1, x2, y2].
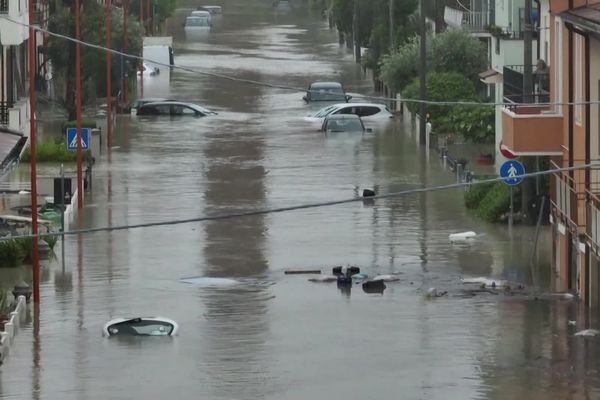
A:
[309, 82, 344, 89]
[324, 114, 361, 120]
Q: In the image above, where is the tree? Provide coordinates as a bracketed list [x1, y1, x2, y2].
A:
[47, 1, 143, 120]
[379, 28, 487, 91]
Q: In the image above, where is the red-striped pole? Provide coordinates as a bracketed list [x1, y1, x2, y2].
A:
[106, 0, 112, 148]
[28, 0, 40, 303]
[75, 0, 83, 209]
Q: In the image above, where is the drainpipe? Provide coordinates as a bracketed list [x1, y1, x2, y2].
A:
[534, 0, 540, 59]
[567, 23, 591, 303]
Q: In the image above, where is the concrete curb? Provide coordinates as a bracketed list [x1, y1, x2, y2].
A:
[0, 295, 28, 364]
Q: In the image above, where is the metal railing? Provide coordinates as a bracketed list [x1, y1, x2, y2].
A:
[462, 11, 492, 30]
[503, 65, 550, 105]
[550, 161, 587, 233]
[0, 102, 12, 126]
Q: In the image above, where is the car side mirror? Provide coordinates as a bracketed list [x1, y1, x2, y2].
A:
[366, 128, 373, 133]
[302, 95, 308, 103]
[345, 95, 352, 102]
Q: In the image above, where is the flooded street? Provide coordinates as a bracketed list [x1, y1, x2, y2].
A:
[2, 1, 600, 399]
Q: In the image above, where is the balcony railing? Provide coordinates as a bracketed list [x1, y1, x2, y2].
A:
[503, 64, 549, 104]
[462, 11, 492, 31]
[0, 102, 12, 126]
[550, 161, 588, 233]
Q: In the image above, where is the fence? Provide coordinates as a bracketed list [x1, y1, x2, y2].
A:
[0, 295, 28, 363]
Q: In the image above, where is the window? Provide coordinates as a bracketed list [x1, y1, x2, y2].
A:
[181, 106, 198, 115]
[336, 106, 356, 115]
[357, 106, 380, 117]
[575, 34, 583, 125]
[495, 36, 500, 55]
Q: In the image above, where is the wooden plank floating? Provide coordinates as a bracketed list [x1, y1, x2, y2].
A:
[284, 269, 322, 275]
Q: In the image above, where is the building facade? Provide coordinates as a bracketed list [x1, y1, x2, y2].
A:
[501, 0, 600, 306]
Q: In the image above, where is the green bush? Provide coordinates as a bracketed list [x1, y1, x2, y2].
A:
[16, 237, 34, 263]
[62, 119, 97, 130]
[447, 105, 495, 143]
[42, 235, 59, 251]
[21, 137, 90, 162]
[464, 182, 496, 209]
[477, 182, 513, 222]
[0, 240, 25, 268]
[402, 72, 476, 131]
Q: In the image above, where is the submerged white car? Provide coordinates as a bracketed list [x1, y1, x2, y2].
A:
[305, 102, 394, 123]
[103, 317, 179, 337]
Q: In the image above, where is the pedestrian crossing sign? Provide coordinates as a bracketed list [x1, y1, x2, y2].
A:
[66, 128, 90, 151]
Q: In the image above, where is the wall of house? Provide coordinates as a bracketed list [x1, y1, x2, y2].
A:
[590, 38, 600, 161]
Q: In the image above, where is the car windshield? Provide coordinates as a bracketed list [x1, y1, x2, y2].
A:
[313, 105, 340, 118]
[325, 118, 363, 132]
[186, 17, 210, 27]
[108, 320, 174, 336]
[310, 86, 345, 101]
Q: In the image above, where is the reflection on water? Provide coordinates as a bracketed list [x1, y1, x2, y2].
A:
[0, 1, 598, 399]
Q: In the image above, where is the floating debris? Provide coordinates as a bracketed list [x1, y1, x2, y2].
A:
[362, 279, 386, 293]
[461, 277, 509, 288]
[284, 269, 321, 275]
[568, 320, 577, 326]
[180, 277, 238, 286]
[424, 288, 447, 299]
[574, 329, 600, 337]
[351, 273, 368, 280]
[308, 275, 338, 283]
[449, 231, 477, 242]
[372, 274, 401, 282]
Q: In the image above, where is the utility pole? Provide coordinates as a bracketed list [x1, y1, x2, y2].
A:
[28, 0, 40, 303]
[123, 0, 129, 105]
[389, 0, 394, 49]
[522, 0, 535, 224]
[106, 0, 112, 148]
[353, 0, 361, 63]
[139, 0, 144, 97]
[75, 0, 83, 209]
[523, 0, 533, 103]
[419, 0, 427, 145]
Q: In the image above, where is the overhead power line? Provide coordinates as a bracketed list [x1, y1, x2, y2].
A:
[3, 15, 600, 108]
[0, 163, 597, 242]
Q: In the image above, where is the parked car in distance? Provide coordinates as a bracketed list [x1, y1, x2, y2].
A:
[103, 317, 179, 337]
[321, 114, 371, 133]
[198, 5, 222, 14]
[184, 15, 211, 29]
[127, 97, 175, 114]
[303, 82, 351, 103]
[136, 101, 217, 117]
[305, 103, 393, 123]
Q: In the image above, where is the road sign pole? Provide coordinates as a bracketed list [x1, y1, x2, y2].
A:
[509, 186, 514, 230]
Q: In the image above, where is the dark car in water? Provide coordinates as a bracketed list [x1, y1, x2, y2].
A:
[303, 81, 351, 103]
[136, 101, 217, 117]
[103, 317, 179, 337]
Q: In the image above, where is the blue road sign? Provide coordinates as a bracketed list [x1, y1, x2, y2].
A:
[66, 128, 90, 151]
[500, 160, 525, 186]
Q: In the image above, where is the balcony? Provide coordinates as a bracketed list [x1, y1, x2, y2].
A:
[444, 7, 493, 33]
[551, 161, 589, 234]
[502, 105, 563, 155]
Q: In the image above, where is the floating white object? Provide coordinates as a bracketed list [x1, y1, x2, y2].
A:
[449, 231, 477, 242]
[308, 275, 337, 282]
[18, 190, 30, 195]
[568, 320, 577, 326]
[372, 275, 401, 282]
[461, 277, 509, 287]
[180, 277, 238, 286]
[574, 329, 600, 337]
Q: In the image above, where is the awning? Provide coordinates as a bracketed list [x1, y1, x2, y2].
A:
[0, 126, 26, 175]
[479, 69, 503, 84]
[560, 4, 600, 35]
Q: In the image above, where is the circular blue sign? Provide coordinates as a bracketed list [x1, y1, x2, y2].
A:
[500, 160, 525, 186]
